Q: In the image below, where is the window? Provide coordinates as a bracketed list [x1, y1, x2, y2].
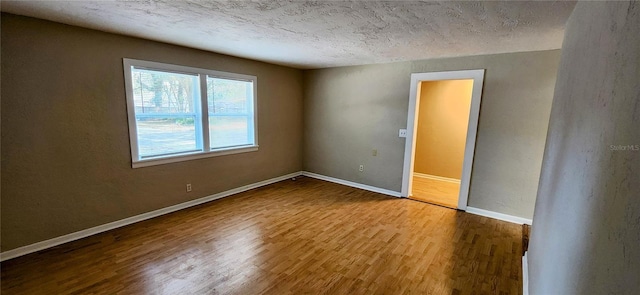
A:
[123, 59, 258, 168]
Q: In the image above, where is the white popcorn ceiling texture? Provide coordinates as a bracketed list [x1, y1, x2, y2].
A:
[1, 1, 576, 69]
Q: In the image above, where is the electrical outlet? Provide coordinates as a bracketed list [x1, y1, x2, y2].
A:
[359, 165, 364, 172]
[186, 183, 192, 192]
[399, 129, 408, 137]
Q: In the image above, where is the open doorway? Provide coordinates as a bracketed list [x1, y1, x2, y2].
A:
[401, 70, 485, 210]
[411, 79, 473, 208]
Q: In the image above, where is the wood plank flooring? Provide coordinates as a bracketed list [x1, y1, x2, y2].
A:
[1, 177, 522, 295]
[411, 176, 460, 208]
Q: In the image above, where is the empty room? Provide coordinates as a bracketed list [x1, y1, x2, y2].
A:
[1, 1, 638, 294]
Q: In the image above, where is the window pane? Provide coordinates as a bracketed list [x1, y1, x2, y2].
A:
[207, 77, 254, 149]
[131, 67, 202, 158]
[209, 116, 252, 149]
[207, 77, 252, 115]
[137, 117, 199, 157]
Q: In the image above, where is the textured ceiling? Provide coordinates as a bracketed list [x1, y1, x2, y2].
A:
[1, 1, 576, 69]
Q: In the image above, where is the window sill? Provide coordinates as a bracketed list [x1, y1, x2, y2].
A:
[132, 145, 259, 168]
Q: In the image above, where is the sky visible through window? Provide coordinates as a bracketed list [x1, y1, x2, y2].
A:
[207, 77, 253, 149]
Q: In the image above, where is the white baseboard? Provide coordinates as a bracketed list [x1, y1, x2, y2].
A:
[302, 171, 402, 198]
[1, 171, 529, 261]
[466, 206, 533, 225]
[523, 251, 529, 295]
[0, 171, 303, 262]
[413, 172, 461, 184]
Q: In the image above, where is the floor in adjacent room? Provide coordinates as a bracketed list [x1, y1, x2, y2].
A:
[410, 176, 460, 209]
[0, 177, 522, 295]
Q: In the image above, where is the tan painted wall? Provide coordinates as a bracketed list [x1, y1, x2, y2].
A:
[414, 80, 473, 179]
[1, 14, 304, 251]
[303, 50, 560, 219]
[529, 2, 640, 294]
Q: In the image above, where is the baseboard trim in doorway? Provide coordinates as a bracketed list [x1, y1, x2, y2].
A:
[466, 207, 533, 225]
[302, 171, 402, 198]
[0, 171, 303, 262]
[523, 251, 529, 295]
[413, 173, 461, 184]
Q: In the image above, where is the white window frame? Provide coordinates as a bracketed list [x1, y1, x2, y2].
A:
[123, 58, 258, 168]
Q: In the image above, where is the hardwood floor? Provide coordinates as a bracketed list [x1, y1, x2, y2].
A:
[1, 177, 522, 295]
[411, 176, 460, 208]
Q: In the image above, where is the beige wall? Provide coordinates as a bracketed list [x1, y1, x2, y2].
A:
[529, 2, 640, 294]
[303, 50, 560, 219]
[414, 80, 473, 179]
[0, 14, 304, 251]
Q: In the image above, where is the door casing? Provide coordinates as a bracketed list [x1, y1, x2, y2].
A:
[401, 69, 485, 210]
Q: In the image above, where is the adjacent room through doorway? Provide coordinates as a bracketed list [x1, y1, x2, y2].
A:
[410, 79, 473, 208]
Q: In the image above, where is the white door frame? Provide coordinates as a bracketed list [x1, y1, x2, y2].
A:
[401, 69, 485, 210]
